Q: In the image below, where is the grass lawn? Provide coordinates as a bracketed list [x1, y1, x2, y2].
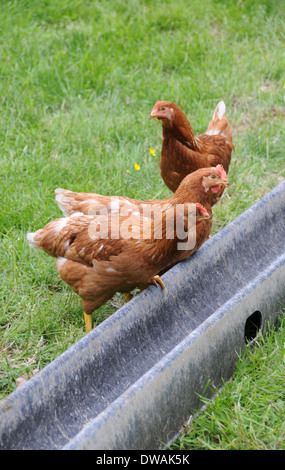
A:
[0, 0, 284, 448]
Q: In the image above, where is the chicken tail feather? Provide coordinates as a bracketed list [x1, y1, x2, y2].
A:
[27, 215, 85, 258]
[55, 188, 81, 216]
[55, 188, 108, 216]
[27, 231, 43, 251]
[205, 100, 233, 144]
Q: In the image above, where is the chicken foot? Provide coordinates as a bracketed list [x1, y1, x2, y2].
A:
[151, 275, 167, 291]
[124, 293, 133, 303]
[123, 275, 167, 306]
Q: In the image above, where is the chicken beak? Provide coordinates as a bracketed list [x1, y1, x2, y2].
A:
[197, 212, 211, 221]
[149, 104, 159, 119]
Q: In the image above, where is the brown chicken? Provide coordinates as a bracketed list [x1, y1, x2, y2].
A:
[149, 100, 234, 193]
[55, 165, 229, 218]
[27, 202, 211, 333]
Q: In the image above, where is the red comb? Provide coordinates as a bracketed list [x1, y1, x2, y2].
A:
[154, 100, 163, 107]
[195, 202, 209, 216]
[216, 164, 227, 180]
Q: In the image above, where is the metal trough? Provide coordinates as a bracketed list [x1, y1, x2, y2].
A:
[0, 181, 285, 450]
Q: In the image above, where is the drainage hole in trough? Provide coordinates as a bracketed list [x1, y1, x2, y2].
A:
[245, 311, 262, 343]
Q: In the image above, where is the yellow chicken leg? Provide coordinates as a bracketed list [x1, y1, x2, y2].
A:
[124, 293, 133, 303]
[84, 312, 92, 333]
[151, 275, 167, 291]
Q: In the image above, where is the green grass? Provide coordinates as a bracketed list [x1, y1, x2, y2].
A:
[0, 0, 285, 448]
[170, 313, 285, 450]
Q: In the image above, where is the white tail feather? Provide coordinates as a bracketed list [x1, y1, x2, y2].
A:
[27, 231, 43, 250]
[55, 188, 71, 216]
[205, 100, 232, 142]
[215, 100, 226, 120]
[55, 257, 68, 272]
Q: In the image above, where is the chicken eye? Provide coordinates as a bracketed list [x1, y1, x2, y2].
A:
[160, 106, 166, 111]
[210, 174, 216, 179]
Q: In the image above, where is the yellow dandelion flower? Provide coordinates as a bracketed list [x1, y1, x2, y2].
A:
[134, 163, 141, 171]
[149, 147, 156, 156]
[126, 169, 130, 174]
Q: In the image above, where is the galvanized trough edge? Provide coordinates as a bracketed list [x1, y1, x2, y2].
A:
[63, 253, 285, 450]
